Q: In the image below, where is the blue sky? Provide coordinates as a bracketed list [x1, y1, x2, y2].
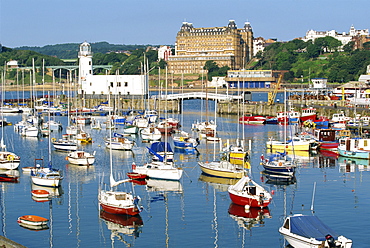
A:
[0, 0, 368, 48]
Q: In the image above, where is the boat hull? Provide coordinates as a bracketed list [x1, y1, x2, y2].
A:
[338, 149, 370, 159]
[228, 191, 271, 208]
[31, 176, 62, 188]
[198, 161, 244, 179]
[133, 165, 183, 181]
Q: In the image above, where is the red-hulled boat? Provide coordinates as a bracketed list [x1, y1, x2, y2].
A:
[127, 172, 148, 180]
[228, 176, 272, 208]
[300, 107, 317, 122]
[239, 115, 266, 124]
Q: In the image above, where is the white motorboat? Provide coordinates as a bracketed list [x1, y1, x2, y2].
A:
[132, 161, 183, 181]
[67, 151, 96, 165]
[279, 214, 352, 248]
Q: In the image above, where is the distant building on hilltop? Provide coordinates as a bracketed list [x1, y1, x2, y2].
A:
[78, 41, 147, 99]
[302, 25, 369, 46]
[253, 37, 277, 56]
[158, 46, 172, 61]
[167, 20, 253, 74]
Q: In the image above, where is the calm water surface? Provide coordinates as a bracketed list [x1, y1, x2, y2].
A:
[0, 98, 367, 248]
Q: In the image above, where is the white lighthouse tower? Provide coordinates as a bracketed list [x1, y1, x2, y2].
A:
[78, 41, 93, 84]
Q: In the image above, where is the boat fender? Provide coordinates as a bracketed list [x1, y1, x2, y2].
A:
[7, 154, 14, 161]
[271, 190, 275, 195]
[65, 156, 68, 161]
[132, 162, 136, 170]
[279, 162, 283, 166]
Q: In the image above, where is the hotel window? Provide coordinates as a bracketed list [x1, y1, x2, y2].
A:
[117, 82, 121, 87]
[90, 83, 92, 86]
[124, 82, 128, 87]
[110, 82, 114, 88]
[89, 70, 92, 74]
[89, 61, 92, 65]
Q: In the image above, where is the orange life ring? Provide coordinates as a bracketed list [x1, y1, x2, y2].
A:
[279, 162, 283, 166]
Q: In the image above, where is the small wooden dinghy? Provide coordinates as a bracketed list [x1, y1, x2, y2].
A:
[31, 190, 50, 198]
[18, 215, 49, 226]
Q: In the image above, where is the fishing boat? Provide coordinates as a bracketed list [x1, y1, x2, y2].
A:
[279, 214, 352, 248]
[67, 150, 96, 165]
[314, 129, 339, 151]
[300, 107, 317, 122]
[338, 137, 370, 159]
[265, 116, 278, 124]
[277, 110, 300, 124]
[260, 152, 296, 176]
[17, 215, 49, 226]
[228, 175, 272, 208]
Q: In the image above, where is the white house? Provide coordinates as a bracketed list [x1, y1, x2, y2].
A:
[158, 45, 172, 61]
[78, 41, 147, 99]
[302, 25, 369, 46]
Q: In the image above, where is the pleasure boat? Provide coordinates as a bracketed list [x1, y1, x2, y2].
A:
[279, 214, 352, 248]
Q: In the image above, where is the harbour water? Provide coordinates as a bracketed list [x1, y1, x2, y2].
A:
[0, 97, 367, 247]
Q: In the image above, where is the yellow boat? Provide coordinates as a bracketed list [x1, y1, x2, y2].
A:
[198, 161, 244, 178]
[266, 137, 311, 151]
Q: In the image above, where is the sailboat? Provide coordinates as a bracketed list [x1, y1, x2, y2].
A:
[0, 70, 20, 170]
[31, 113, 63, 188]
[228, 175, 272, 208]
[99, 89, 143, 216]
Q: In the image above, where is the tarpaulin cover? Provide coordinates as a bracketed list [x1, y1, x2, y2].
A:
[290, 215, 339, 241]
[149, 142, 173, 154]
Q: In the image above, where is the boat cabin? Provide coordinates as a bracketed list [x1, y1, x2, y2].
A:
[314, 129, 336, 142]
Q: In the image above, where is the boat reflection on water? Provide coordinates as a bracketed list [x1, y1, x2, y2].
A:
[146, 179, 183, 193]
[261, 171, 297, 186]
[338, 156, 370, 173]
[31, 183, 64, 198]
[198, 173, 239, 192]
[228, 203, 271, 230]
[19, 222, 49, 231]
[99, 210, 143, 240]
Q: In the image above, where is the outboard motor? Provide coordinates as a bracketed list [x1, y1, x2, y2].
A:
[325, 234, 339, 248]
